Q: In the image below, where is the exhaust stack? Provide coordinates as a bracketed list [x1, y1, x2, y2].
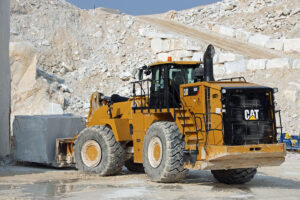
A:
[203, 44, 215, 82]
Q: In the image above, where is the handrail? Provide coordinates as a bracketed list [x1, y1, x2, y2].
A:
[275, 110, 283, 141]
[192, 112, 224, 148]
[131, 79, 152, 113]
[218, 76, 246, 82]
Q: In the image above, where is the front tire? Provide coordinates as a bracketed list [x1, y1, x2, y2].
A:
[74, 126, 125, 176]
[211, 168, 257, 184]
[143, 122, 188, 183]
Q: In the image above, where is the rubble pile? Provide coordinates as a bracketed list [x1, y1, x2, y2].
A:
[163, 0, 300, 39]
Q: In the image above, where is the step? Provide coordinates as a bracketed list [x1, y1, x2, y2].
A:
[186, 136, 204, 145]
[187, 135, 204, 141]
[184, 130, 198, 134]
[177, 115, 191, 119]
[181, 122, 195, 126]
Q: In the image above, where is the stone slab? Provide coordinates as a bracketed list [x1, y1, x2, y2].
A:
[157, 53, 169, 61]
[284, 39, 300, 53]
[151, 39, 171, 53]
[225, 59, 247, 74]
[218, 25, 236, 38]
[192, 52, 204, 61]
[292, 59, 300, 69]
[266, 58, 290, 69]
[265, 39, 284, 51]
[169, 39, 188, 51]
[214, 64, 226, 75]
[235, 29, 251, 42]
[248, 34, 270, 47]
[218, 52, 242, 63]
[13, 115, 85, 166]
[247, 59, 267, 71]
[151, 38, 163, 53]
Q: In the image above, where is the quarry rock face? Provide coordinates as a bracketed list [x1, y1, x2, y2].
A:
[9, 0, 300, 135]
[10, 42, 64, 119]
[10, 42, 37, 94]
[284, 85, 299, 103]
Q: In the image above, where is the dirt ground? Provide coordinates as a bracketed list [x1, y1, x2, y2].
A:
[1, 152, 300, 200]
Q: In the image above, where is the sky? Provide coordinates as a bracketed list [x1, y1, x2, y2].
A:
[66, 0, 220, 15]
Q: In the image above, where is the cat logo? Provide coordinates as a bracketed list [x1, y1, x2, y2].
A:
[183, 88, 189, 96]
[244, 109, 259, 120]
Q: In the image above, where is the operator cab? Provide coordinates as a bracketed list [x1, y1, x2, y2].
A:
[135, 45, 215, 111]
[137, 61, 203, 109]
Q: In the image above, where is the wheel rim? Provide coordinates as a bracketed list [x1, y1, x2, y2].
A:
[81, 140, 101, 168]
[148, 136, 162, 168]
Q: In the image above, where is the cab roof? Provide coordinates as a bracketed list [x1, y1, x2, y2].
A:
[149, 61, 201, 67]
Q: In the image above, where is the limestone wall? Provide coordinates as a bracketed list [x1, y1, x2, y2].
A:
[209, 24, 300, 53]
[0, 0, 11, 158]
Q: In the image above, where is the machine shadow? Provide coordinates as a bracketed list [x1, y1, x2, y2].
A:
[181, 170, 300, 190]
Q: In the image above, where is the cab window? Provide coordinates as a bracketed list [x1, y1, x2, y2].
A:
[169, 66, 195, 85]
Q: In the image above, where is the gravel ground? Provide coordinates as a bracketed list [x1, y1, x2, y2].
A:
[0, 152, 300, 200]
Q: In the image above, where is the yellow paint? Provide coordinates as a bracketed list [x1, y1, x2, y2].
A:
[285, 133, 291, 139]
[249, 115, 257, 120]
[150, 61, 201, 67]
[153, 144, 161, 161]
[86, 145, 98, 161]
[58, 61, 285, 169]
[185, 143, 286, 170]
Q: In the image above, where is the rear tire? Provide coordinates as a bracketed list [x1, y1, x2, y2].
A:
[211, 168, 257, 184]
[74, 126, 125, 176]
[143, 121, 188, 183]
[125, 158, 144, 173]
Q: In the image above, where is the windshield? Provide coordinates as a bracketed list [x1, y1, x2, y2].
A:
[169, 66, 195, 85]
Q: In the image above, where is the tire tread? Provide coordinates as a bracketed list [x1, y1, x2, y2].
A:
[211, 168, 257, 184]
[74, 125, 125, 176]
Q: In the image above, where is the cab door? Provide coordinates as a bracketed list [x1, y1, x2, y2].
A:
[149, 66, 165, 109]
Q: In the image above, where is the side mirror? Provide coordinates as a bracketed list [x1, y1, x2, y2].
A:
[138, 65, 151, 81]
[138, 69, 143, 81]
[144, 69, 151, 76]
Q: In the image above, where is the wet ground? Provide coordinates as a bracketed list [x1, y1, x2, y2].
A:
[1, 153, 300, 200]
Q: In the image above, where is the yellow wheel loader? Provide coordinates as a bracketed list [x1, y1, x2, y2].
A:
[56, 45, 286, 184]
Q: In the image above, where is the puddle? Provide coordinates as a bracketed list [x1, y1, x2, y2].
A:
[0, 185, 18, 191]
[158, 184, 183, 190]
[0, 179, 81, 199]
[211, 184, 252, 193]
[106, 187, 148, 199]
